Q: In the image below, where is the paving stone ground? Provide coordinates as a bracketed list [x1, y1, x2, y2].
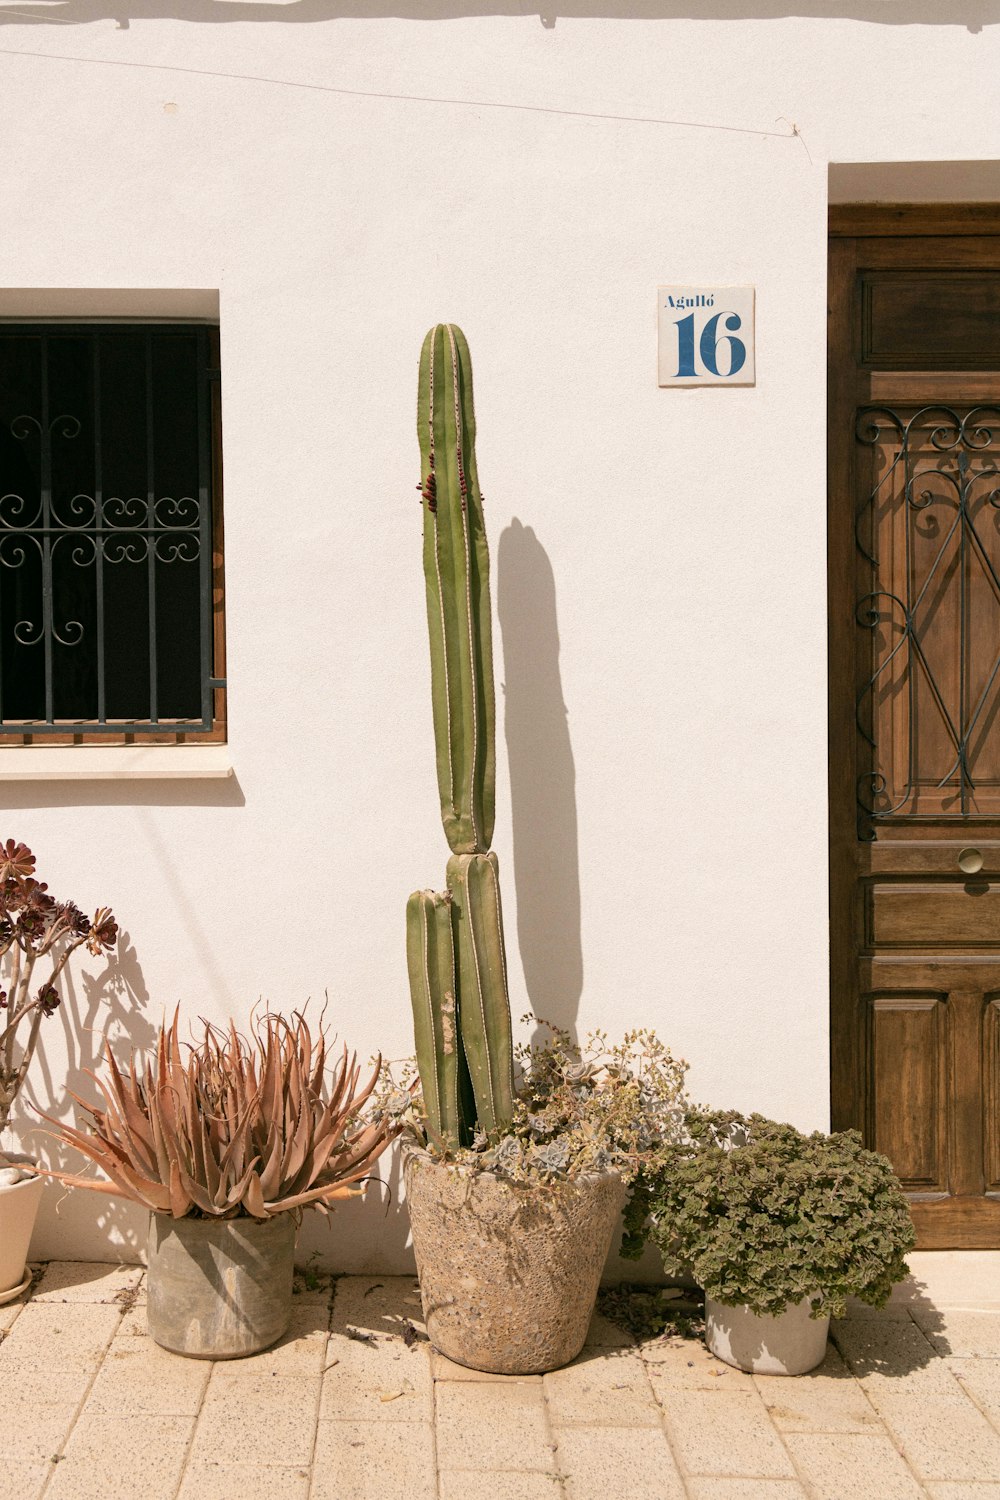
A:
[0, 1252, 997, 1499]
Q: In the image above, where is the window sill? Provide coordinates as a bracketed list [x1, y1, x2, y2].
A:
[0, 745, 233, 780]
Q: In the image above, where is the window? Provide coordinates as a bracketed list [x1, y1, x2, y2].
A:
[0, 323, 225, 743]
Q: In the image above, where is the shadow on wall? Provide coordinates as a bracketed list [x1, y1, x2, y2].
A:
[296, 1144, 414, 1273]
[16, 925, 157, 1260]
[497, 519, 582, 1043]
[0, 1, 995, 32]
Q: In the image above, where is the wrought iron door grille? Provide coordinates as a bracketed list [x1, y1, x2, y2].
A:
[0, 324, 220, 736]
[856, 404, 1000, 831]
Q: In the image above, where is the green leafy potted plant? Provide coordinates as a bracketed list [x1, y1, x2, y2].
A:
[0, 838, 117, 1302]
[401, 325, 690, 1375]
[48, 1009, 398, 1358]
[624, 1110, 916, 1376]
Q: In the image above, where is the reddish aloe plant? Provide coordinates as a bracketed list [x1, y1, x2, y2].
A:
[0, 839, 117, 1145]
[48, 1010, 398, 1218]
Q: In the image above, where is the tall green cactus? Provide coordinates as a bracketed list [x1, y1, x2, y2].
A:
[407, 326, 515, 1150]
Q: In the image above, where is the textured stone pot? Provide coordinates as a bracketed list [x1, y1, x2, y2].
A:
[146, 1212, 297, 1359]
[0, 1169, 43, 1298]
[405, 1150, 625, 1374]
[705, 1295, 830, 1376]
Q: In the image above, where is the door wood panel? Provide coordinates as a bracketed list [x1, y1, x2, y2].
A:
[863, 273, 1000, 366]
[868, 992, 947, 1190]
[869, 885, 1000, 948]
[830, 207, 1000, 1247]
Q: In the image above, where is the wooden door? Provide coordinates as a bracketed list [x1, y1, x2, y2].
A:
[830, 206, 1000, 1248]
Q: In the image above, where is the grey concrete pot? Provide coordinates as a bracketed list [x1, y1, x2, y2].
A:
[404, 1150, 625, 1375]
[146, 1212, 297, 1359]
[705, 1295, 830, 1375]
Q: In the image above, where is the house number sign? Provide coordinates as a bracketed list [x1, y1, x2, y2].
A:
[657, 286, 755, 387]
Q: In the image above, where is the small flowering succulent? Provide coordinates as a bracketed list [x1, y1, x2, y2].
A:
[394, 1022, 690, 1189]
[0, 840, 117, 1143]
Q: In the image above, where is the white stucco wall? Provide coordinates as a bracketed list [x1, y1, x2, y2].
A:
[0, 2, 997, 1269]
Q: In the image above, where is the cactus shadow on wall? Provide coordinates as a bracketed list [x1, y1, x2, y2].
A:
[497, 518, 582, 1043]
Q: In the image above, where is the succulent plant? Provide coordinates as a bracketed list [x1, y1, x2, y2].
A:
[406, 326, 515, 1150]
[45, 1010, 397, 1218]
[625, 1111, 916, 1319]
[0, 839, 117, 1145]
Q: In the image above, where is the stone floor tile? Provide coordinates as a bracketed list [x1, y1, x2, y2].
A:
[0, 1348, 104, 1408]
[0, 1460, 50, 1499]
[0, 1406, 79, 1465]
[32, 1262, 143, 1305]
[911, 1307, 1000, 1358]
[178, 1462, 311, 1499]
[190, 1370, 320, 1467]
[83, 1336, 211, 1415]
[754, 1346, 885, 1433]
[320, 1329, 432, 1421]
[0, 1301, 120, 1362]
[949, 1355, 1000, 1420]
[555, 1423, 685, 1500]
[832, 1316, 954, 1389]
[18, 1258, 1000, 1500]
[0, 1308, 118, 1410]
[872, 1390, 1000, 1482]
[659, 1389, 796, 1478]
[783, 1431, 930, 1499]
[842, 1297, 915, 1321]
[45, 1413, 193, 1500]
[686, 1483, 809, 1500]
[430, 1349, 542, 1383]
[311, 1419, 436, 1500]
[330, 1276, 425, 1339]
[0, 1298, 28, 1332]
[213, 1302, 331, 1377]
[439, 1474, 565, 1500]
[583, 1311, 636, 1348]
[925, 1486, 1000, 1498]
[543, 1347, 661, 1427]
[112, 1308, 148, 1338]
[907, 1253, 1000, 1310]
[435, 1380, 556, 1471]
[642, 1336, 756, 1390]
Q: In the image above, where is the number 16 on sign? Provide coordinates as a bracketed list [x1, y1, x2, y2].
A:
[657, 287, 755, 387]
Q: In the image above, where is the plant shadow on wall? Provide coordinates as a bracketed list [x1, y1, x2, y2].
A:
[26, 948, 156, 1254]
[497, 519, 582, 1044]
[0, 784, 245, 1050]
[0, 1, 996, 33]
[18, 917, 157, 1258]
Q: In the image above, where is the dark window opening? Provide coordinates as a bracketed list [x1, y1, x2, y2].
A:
[0, 323, 225, 742]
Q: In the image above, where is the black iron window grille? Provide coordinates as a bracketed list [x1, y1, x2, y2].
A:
[856, 404, 1000, 830]
[0, 324, 224, 739]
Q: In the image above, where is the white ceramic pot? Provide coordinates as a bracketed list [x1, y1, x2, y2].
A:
[405, 1150, 625, 1375]
[146, 1213, 297, 1359]
[705, 1295, 830, 1376]
[0, 1169, 44, 1299]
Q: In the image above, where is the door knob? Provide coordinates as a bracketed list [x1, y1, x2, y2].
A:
[958, 847, 984, 875]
